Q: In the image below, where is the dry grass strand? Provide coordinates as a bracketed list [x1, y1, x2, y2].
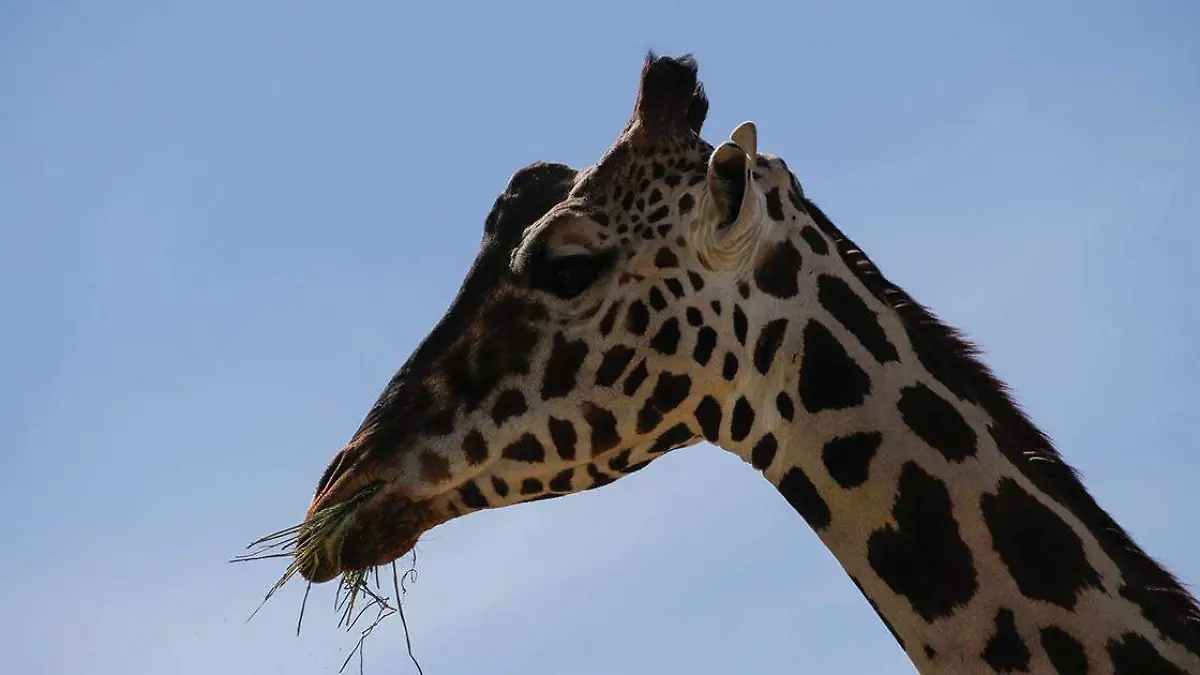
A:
[231, 485, 424, 673]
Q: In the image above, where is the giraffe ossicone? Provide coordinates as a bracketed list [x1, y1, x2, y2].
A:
[264, 52, 1199, 674]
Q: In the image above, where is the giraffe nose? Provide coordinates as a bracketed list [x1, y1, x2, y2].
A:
[307, 444, 367, 516]
[312, 445, 354, 505]
[306, 438, 382, 521]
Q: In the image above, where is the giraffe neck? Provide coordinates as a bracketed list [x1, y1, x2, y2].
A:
[714, 200, 1200, 674]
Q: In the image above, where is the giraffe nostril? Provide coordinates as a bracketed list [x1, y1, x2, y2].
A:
[314, 445, 355, 500]
[310, 429, 388, 513]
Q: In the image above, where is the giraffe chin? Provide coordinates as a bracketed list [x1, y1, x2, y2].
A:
[296, 493, 438, 584]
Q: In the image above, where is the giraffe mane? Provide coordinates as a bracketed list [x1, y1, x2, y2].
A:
[800, 195, 1200, 652]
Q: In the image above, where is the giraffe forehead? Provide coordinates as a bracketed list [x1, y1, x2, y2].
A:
[577, 137, 709, 201]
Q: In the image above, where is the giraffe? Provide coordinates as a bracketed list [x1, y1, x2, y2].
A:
[289, 53, 1200, 673]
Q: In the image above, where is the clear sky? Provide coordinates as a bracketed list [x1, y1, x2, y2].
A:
[2, 1, 1198, 673]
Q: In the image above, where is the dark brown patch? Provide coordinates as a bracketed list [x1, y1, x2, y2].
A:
[549, 468, 573, 492]
[654, 247, 679, 268]
[798, 320, 872, 413]
[778, 466, 831, 530]
[491, 389, 527, 427]
[753, 318, 789, 375]
[822, 431, 882, 489]
[649, 422, 694, 454]
[722, 353, 739, 381]
[1040, 627, 1088, 675]
[730, 397, 755, 442]
[547, 417, 577, 461]
[754, 239, 803, 299]
[490, 476, 509, 498]
[693, 326, 717, 366]
[981, 608, 1030, 672]
[800, 225, 829, 254]
[694, 396, 722, 442]
[596, 345, 636, 387]
[816, 274, 899, 364]
[608, 449, 632, 471]
[459, 480, 489, 509]
[462, 430, 488, 465]
[626, 300, 650, 336]
[765, 186, 785, 221]
[733, 305, 748, 345]
[981, 478, 1102, 610]
[1108, 632, 1187, 675]
[599, 301, 623, 336]
[636, 371, 692, 434]
[586, 463, 615, 489]
[867, 462, 978, 621]
[897, 383, 977, 462]
[583, 403, 621, 455]
[623, 359, 650, 396]
[775, 392, 794, 421]
[418, 451, 451, 484]
[501, 434, 545, 463]
[750, 433, 778, 470]
[650, 317, 682, 355]
[645, 285, 666, 310]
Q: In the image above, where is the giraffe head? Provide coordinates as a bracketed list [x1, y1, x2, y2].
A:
[297, 53, 817, 583]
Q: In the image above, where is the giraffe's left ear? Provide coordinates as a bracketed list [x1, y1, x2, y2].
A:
[694, 121, 768, 271]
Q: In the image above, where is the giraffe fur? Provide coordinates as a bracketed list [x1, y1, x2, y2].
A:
[290, 52, 1199, 674]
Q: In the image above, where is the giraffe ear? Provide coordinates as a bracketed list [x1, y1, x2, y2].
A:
[705, 121, 762, 227]
[695, 121, 767, 271]
[730, 121, 757, 159]
[706, 142, 749, 226]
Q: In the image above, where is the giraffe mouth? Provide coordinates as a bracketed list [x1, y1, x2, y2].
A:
[295, 487, 439, 584]
[236, 483, 440, 594]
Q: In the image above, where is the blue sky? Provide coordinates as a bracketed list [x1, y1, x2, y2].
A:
[2, 1, 1198, 673]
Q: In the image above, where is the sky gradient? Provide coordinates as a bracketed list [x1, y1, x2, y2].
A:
[2, 1, 1198, 673]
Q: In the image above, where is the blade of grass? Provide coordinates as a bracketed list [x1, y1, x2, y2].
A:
[234, 484, 383, 623]
[233, 484, 428, 673]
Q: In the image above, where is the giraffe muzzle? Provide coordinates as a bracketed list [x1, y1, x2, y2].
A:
[296, 484, 437, 584]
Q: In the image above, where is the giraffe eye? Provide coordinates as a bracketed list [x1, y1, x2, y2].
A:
[530, 251, 615, 300]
